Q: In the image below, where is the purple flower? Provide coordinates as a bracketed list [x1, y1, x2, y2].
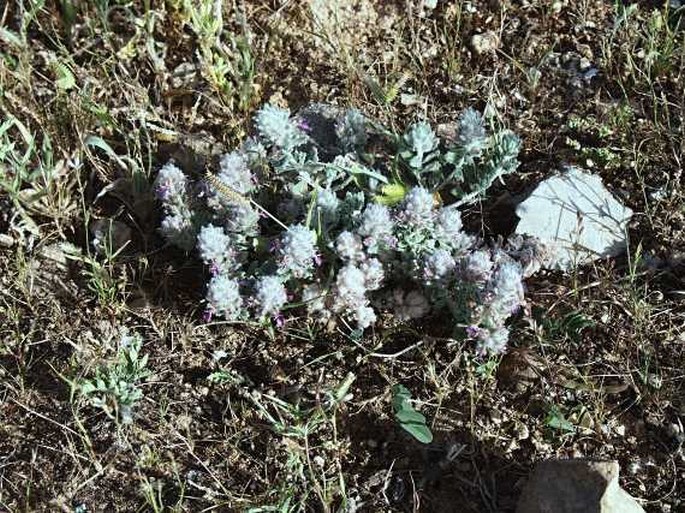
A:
[297, 119, 312, 133]
[155, 183, 171, 201]
[466, 325, 481, 338]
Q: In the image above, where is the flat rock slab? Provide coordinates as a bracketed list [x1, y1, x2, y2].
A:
[515, 167, 633, 270]
[516, 460, 645, 513]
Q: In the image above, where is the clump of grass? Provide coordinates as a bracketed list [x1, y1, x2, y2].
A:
[173, 0, 260, 112]
[243, 373, 356, 511]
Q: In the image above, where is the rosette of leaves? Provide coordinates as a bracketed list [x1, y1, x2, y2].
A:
[400, 121, 441, 179]
[78, 331, 150, 424]
[397, 108, 520, 205]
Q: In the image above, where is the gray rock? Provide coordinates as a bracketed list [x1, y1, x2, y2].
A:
[516, 460, 645, 513]
[515, 167, 633, 270]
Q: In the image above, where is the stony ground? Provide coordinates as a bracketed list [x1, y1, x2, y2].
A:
[1, 1, 684, 512]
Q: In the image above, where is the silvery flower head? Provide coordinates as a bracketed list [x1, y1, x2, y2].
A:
[279, 224, 318, 278]
[354, 305, 377, 329]
[392, 289, 430, 321]
[423, 249, 456, 284]
[217, 151, 256, 195]
[255, 104, 308, 151]
[434, 208, 472, 252]
[154, 162, 186, 202]
[402, 187, 435, 225]
[475, 326, 509, 355]
[316, 188, 339, 224]
[487, 260, 525, 320]
[462, 250, 493, 282]
[196, 224, 235, 273]
[206, 274, 243, 320]
[360, 258, 384, 291]
[335, 231, 365, 262]
[357, 203, 393, 252]
[160, 212, 196, 251]
[336, 109, 368, 151]
[255, 275, 288, 319]
[224, 203, 260, 236]
[333, 264, 368, 312]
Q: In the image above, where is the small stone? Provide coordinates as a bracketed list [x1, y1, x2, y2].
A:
[470, 31, 500, 55]
[516, 460, 645, 513]
[0, 233, 14, 247]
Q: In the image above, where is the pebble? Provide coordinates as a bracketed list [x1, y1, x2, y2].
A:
[470, 31, 499, 55]
[0, 233, 14, 247]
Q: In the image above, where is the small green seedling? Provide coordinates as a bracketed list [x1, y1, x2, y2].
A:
[78, 331, 150, 424]
[392, 384, 433, 444]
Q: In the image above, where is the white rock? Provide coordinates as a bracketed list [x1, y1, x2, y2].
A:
[515, 167, 633, 270]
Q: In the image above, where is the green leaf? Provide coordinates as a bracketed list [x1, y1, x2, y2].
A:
[391, 384, 411, 410]
[0, 28, 23, 48]
[85, 135, 128, 170]
[391, 384, 433, 444]
[375, 182, 407, 206]
[402, 423, 433, 444]
[545, 405, 575, 433]
[54, 62, 76, 90]
[395, 408, 427, 425]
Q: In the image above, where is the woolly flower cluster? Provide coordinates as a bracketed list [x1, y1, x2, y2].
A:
[278, 225, 318, 278]
[154, 162, 196, 251]
[153, 102, 545, 354]
[217, 151, 255, 195]
[401, 187, 435, 225]
[467, 257, 526, 354]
